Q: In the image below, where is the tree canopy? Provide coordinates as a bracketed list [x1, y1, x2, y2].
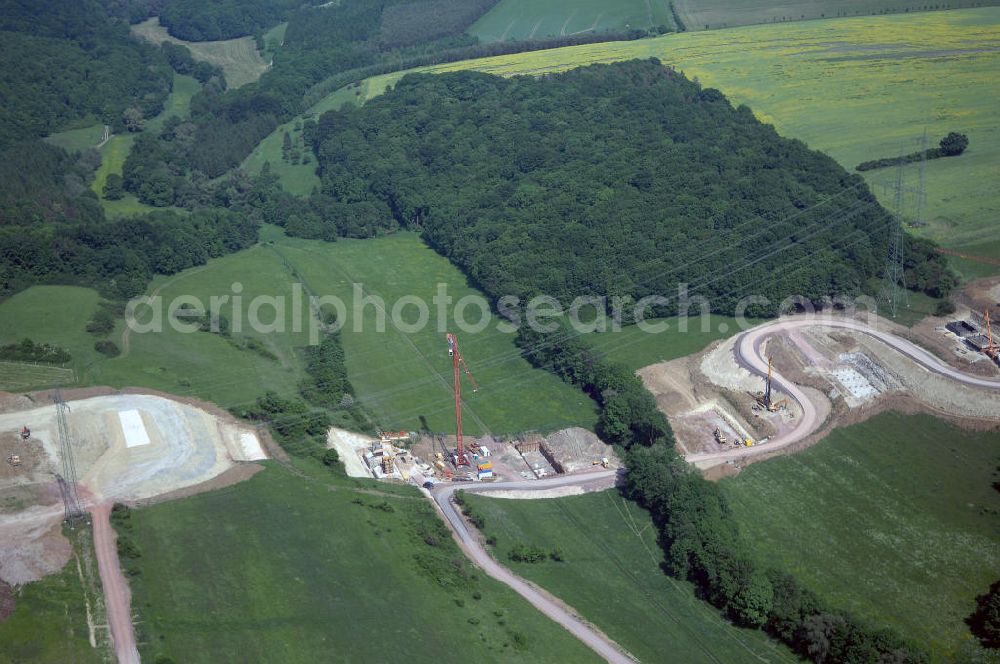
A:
[0, 0, 173, 147]
[309, 60, 952, 314]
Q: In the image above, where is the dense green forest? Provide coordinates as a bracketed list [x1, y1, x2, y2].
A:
[119, 0, 652, 202]
[307, 61, 953, 314]
[0, 0, 173, 147]
[159, 0, 306, 41]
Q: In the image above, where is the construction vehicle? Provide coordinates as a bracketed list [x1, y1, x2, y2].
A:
[6, 454, 20, 467]
[983, 310, 999, 360]
[744, 439, 755, 447]
[713, 428, 728, 445]
[591, 457, 610, 468]
[754, 357, 788, 413]
[446, 332, 478, 467]
[20, 426, 30, 440]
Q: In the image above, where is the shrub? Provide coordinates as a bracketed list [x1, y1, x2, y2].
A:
[94, 340, 121, 357]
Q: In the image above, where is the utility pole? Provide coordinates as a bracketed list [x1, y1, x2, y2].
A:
[53, 388, 84, 521]
[878, 146, 909, 318]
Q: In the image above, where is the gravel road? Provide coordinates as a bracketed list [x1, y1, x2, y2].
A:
[431, 470, 634, 664]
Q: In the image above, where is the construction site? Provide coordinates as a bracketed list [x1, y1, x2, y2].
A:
[0, 388, 267, 586]
[641, 305, 1000, 473]
[327, 332, 618, 486]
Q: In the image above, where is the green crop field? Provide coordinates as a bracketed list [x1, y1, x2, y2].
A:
[720, 412, 1000, 661]
[43, 123, 106, 153]
[116, 463, 600, 664]
[131, 17, 268, 89]
[469, 0, 675, 43]
[672, 0, 993, 31]
[315, 8, 1000, 277]
[462, 490, 796, 663]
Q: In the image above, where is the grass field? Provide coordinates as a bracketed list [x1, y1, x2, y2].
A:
[586, 314, 748, 372]
[261, 21, 287, 63]
[0, 528, 104, 664]
[0, 286, 104, 390]
[268, 229, 598, 435]
[321, 9, 1000, 276]
[0, 230, 599, 435]
[91, 134, 164, 218]
[240, 117, 320, 196]
[672, 0, 993, 30]
[469, 0, 675, 42]
[117, 462, 600, 664]
[462, 490, 796, 663]
[43, 123, 105, 153]
[145, 73, 199, 134]
[131, 17, 268, 89]
[720, 412, 1000, 661]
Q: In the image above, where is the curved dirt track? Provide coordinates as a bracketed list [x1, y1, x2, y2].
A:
[431, 470, 633, 664]
[91, 504, 140, 664]
[687, 315, 1000, 464]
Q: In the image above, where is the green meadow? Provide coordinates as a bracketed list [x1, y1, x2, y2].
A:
[721, 412, 1000, 661]
[116, 463, 600, 664]
[462, 490, 797, 663]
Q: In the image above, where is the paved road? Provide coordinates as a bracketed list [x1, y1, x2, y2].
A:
[688, 315, 1000, 464]
[430, 470, 634, 664]
[91, 503, 140, 664]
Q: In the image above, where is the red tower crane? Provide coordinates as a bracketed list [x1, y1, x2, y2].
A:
[446, 332, 478, 466]
[984, 310, 999, 360]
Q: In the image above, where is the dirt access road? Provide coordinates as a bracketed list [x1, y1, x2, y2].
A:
[431, 470, 634, 664]
[688, 315, 1000, 465]
[91, 503, 139, 664]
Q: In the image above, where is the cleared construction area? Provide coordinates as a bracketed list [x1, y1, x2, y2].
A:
[641, 313, 1000, 472]
[0, 390, 266, 586]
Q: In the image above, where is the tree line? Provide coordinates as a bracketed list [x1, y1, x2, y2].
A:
[119, 0, 670, 200]
[857, 132, 970, 171]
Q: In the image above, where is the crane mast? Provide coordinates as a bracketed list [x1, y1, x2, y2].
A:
[446, 333, 477, 467]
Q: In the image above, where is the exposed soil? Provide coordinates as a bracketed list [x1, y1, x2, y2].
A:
[643, 306, 1000, 476]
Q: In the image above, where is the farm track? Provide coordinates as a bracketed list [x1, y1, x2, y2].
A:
[432, 470, 635, 663]
[91, 504, 139, 664]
